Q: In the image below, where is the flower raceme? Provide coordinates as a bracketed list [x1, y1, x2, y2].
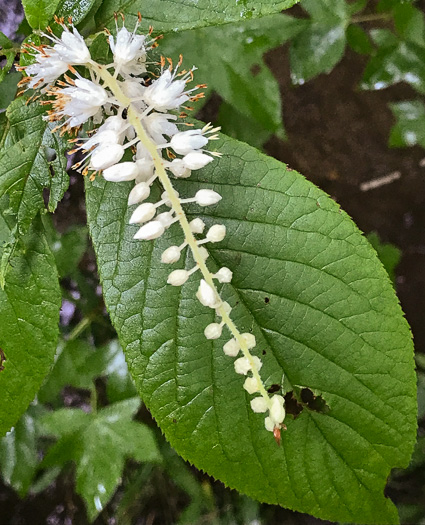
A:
[20, 14, 286, 439]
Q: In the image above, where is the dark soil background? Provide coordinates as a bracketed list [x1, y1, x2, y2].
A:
[1, 1, 424, 524]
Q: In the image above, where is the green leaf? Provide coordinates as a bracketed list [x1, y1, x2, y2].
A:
[389, 100, 425, 148]
[289, 0, 350, 84]
[346, 24, 373, 55]
[160, 15, 303, 143]
[366, 232, 401, 284]
[0, 32, 17, 85]
[0, 72, 20, 111]
[0, 98, 69, 236]
[0, 405, 43, 497]
[22, 0, 62, 29]
[55, 0, 98, 26]
[0, 209, 61, 437]
[393, 3, 425, 45]
[41, 399, 161, 521]
[85, 132, 417, 524]
[44, 221, 88, 278]
[95, 0, 299, 33]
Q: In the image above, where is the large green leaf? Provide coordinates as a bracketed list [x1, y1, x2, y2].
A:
[0, 206, 61, 437]
[85, 133, 416, 524]
[41, 398, 161, 521]
[94, 0, 299, 33]
[160, 14, 305, 145]
[22, 0, 62, 29]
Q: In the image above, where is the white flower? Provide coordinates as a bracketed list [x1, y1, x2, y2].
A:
[269, 395, 285, 425]
[182, 152, 214, 170]
[143, 69, 189, 111]
[47, 24, 91, 64]
[109, 26, 146, 70]
[223, 338, 240, 357]
[194, 189, 221, 206]
[161, 246, 181, 264]
[90, 144, 124, 171]
[243, 377, 259, 394]
[250, 397, 268, 413]
[25, 50, 68, 91]
[128, 182, 151, 205]
[145, 112, 178, 144]
[166, 159, 191, 179]
[206, 224, 226, 243]
[242, 333, 256, 350]
[214, 267, 232, 283]
[196, 279, 221, 308]
[129, 203, 156, 224]
[204, 323, 223, 340]
[167, 269, 189, 286]
[169, 129, 209, 155]
[103, 161, 139, 182]
[189, 218, 205, 234]
[134, 220, 165, 240]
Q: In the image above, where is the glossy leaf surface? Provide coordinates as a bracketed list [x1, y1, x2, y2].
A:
[85, 133, 416, 524]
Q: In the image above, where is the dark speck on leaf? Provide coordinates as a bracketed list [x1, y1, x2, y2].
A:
[264, 297, 270, 304]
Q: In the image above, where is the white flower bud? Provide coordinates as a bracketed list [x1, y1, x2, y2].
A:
[167, 159, 191, 179]
[170, 130, 209, 155]
[250, 397, 268, 413]
[161, 189, 179, 206]
[196, 279, 221, 308]
[251, 356, 263, 371]
[242, 333, 256, 349]
[206, 225, 226, 243]
[190, 218, 205, 234]
[215, 267, 232, 283]
[223, 338, 240, 357]
[219, 301, 232, 315]
[85, 129, 121, 149]
[198, 246, 209, 261]
[264, 416, 274, 432]
[204, 323, 223, 340]
[194, 189, 222, 206]
[156, 211, 175, 228]
[103, 161, 139, 182]
[234, 357, 251, 375]
[135, 159, 155, 182]
[133, 220, 164, 240]
[90, 143, 124, 171]
[128, 182, 151, 205]
[269, 395, 286, 425]
[161, 246, 181, 264]
[243, 377, 259, 394]
[182, 152, 213, 170]
[167, 269, 189, 286]
[129, 203, 156, 224]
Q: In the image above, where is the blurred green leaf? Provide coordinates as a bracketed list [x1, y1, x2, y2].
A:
[46, 223, 88, 278]
[0, 406, 44, 497]
[160, 15, 303, 146]
[55, 0, 99, 26]
[86, 132, 416, 524]
[95, 0, 300, 33]
[290, 0, 350, 84]
[41, 398, 161, 521]
[366, 232, 401, 284]
[0, 72, 19, 110]
[389, 100, 425, 148]
[346, 24, 373, 55]
[393, 3, 425, 45]
[103, 340, 137, 403]
[0, 32, 17, 85]
[22, 0, 62, 29]
[0, 208, 61, 437]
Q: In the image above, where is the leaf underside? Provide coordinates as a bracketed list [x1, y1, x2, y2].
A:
[85, 133, 416, 524]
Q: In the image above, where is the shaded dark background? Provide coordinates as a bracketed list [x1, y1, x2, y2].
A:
[1, 1, 424, 524]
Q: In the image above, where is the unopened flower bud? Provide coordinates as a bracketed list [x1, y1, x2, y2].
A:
[170, 130, 209, 155]
[215, 267, 232, 283]
[182, 152, 213, 170]
[128, 182, 150, 205]
[204, 323, 223, 339]
[243, 377, 259, 394]
[90, 143, 124, 171]
[234, 357, 251, 375]
[156, 211, 175, 228]
[223, 338, 240, 357]
[161, 246, 181, 264]
[250, 397, 268, 413]
[206, 224, 226, 243]
[168, 159, 191, 179]
[269, 395, 286, 425]
[190, 218, 205, 233]
[242, 333, 256, 349]
[161, 189, 179, 206]
[196, 279, 221, 308]
[195, 189, 221, 206]
[264, 417, 274, 432]
[103, 161, 139, 182]
[133, 220, 164, 240]
[198, 246, 209, 260]
[129, 203, 156, 224]
[167, 269, 189, 286]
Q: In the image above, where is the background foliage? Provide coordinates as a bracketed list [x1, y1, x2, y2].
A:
[0, 0, 424, 524]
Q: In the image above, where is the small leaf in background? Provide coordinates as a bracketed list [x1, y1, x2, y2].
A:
[389, 99, 425, 148]
[0, 31, 17, 85]
[0, 71, 20, 111]
[95, 0, 300, 34]
[289, 0, 350, 84]
[86, 132, 417, 524]
[362, 6, 425, 93]
[160, 15, 304, 147]
[22, 0, 61, 29]
[0, 405, 44, 497]
[0, 204, 61, 437]
[41, 398, 161, 521]
[346, 24, 373, 55]
[366, 232, 401, 284]
[55, 0, 99, 26]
